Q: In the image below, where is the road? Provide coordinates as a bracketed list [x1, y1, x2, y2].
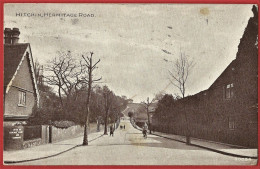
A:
[18, 118, 257, 165]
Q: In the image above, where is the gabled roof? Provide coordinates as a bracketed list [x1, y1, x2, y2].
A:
[208, 60, 236, 89]
[4, 43, 29, 87]
[4, 43, 40, 106]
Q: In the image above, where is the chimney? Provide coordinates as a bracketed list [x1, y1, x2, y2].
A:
[4, 28, 12, 44]
[11, 28, 20, 44]
[252, 5, 258, 19]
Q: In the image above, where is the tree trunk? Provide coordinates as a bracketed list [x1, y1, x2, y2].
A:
[104, 122, 108, 135]
[81, 52, 101, 146]
[104, 110, 108, 135]
[183, 111, 190, 145]
[147, 108, 152, 134]
[82, 74, 91, 145]
[83, 107, 90, 145]
[58, 85, 63, 107]
[97, 119, 100, 132]
[83, 121, 88, 145]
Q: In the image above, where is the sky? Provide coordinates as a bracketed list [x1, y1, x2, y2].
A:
[4, 3, 255, 102]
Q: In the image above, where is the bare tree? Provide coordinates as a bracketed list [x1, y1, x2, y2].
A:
[34, 59, 44, 86]
[45, 51, 74, 107]
[81, 52, 101, 145]
[45, 51, 85, 106]
[168, 50, 194, 144]
[168, 51, 194, 98]
[142, 97, 155, 134]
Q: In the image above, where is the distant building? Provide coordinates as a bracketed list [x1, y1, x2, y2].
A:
[128, 102, 158, 127]
[3, 28, 41, 150]
[127, 99, 133, 104]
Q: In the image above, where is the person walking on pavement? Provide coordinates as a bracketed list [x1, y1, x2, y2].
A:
[110, 125, 114, 137]
[142, 123, 148, 138]
[142, 126, 147, 139]
[124, 125, 125, 129]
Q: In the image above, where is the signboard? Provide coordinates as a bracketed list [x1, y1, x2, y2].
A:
[9, 128, 23, 139]
[4, 125, 24, 150]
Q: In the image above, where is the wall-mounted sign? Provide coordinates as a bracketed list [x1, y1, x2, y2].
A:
[9, 128, 23, 139]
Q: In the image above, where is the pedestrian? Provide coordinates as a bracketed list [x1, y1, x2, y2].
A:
[142, 126, 147, 139]
[110, 125, 114, 137]
[124, 125, 125, 129]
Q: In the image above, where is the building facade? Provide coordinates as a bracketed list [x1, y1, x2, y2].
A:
[3, 28, 41, 150]
[152, 6, 258, 148]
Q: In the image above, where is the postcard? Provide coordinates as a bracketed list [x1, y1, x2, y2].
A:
[2, 3, 258, 166]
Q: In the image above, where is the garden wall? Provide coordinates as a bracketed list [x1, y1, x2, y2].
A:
[51, 125, 84, 143]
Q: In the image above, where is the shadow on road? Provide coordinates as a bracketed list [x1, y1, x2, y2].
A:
[130, 136, 201, 150]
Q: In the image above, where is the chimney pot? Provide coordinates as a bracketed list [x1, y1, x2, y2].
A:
[4, 28, 12, 44]
[11, 28, 20, 44]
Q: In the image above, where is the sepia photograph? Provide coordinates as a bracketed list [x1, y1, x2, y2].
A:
[2, 3, 258, 165]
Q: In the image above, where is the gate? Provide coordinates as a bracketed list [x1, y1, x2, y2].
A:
[23, 125, 42, 141]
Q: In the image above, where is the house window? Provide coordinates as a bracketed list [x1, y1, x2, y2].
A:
[225, 83, 234, 99]
[18, 90, 26, 106]
[228, 117, 236, 130]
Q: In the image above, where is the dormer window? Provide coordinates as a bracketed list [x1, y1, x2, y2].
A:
[18, 90, 26, 106]
[225, 83, 234, 99]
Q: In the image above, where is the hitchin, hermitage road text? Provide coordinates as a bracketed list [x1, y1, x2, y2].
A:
[15, 13, 95, 18]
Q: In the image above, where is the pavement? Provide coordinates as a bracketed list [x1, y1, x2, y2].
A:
[3, 123, 109, 163]
[3, 130, 104, 163]
[130, 117, 258, 157]
[151, 131, 258, 158]
[3, 118, 258, 165]
[132, 121, 257, 158]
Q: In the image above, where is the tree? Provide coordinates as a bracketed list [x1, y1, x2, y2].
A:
[168, 50, 194, 144]
[168, 51, 194, 98]
[89, 86, 105, 127]
[28, 86, 60, 125]
[44, 51, 86, 123]
[34, 59, 44, 88]
[142, 97, 155, 134]
[45, 51, 82, 107]
[109, 95, 127, 126]
[81, 52, 101, 145]
[100, 86, 127, 134]
[154, 92, 165, 101]
[102, 86, 113, 135]
[153, 94, 175, 128]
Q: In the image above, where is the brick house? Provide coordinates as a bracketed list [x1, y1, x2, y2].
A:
[3, 28, 41, 150]
[152, 6, 258, 147]
[203, 5, 258, 147]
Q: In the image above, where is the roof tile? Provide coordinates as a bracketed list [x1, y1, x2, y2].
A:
[4, 43, 29, 87]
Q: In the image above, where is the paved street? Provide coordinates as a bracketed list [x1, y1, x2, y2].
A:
[14, 118, 257, 165]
